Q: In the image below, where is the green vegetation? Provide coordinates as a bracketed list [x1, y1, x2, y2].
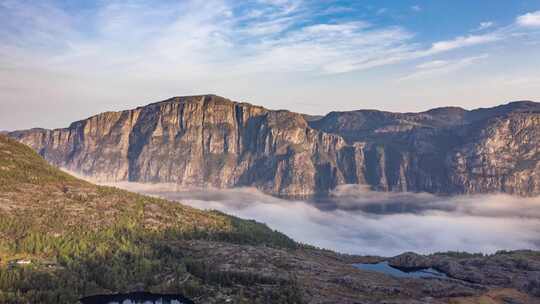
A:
[0, 135, 301, 303]
[184, 258, 304, 304]
[431, 251, 485, 259]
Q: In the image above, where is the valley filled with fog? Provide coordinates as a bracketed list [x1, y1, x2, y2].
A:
[107, 182, 540, 256]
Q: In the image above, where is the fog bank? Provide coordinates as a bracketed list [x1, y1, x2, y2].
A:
[103, 181, 540, 256]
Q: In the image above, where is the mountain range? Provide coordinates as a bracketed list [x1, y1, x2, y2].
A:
[8, 95, 540, 196]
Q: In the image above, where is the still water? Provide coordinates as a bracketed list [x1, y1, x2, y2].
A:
[79, 292, 194, 304]
[354, 261, 448, 279]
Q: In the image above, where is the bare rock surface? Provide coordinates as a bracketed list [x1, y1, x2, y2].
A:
[387, 251, 540, 298]
[388, 252, 431, 269]
[9, 95, 540, 196]
[183, 241, 540, 304]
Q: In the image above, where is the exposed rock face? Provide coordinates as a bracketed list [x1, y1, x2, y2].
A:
[388, 252, 431, 269]
[9, 95, 540, 196]
[387, 250, 540, 298]
[186, 243, 540, 303]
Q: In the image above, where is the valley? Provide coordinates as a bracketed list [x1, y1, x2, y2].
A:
[1, 134, 540, 303]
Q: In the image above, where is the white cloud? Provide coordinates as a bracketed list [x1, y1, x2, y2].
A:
[426, 34, 501, 54]
[0, 0, 508, 79]
[1, 1, 540, 130]
[415, 60, 448, 69]
[411, 5, 421, 12]
[256, 23, 416, 74]
[399, 54, 488, 82]
[516, 10, 540, 27]
[474, 21, 494, 31]
[100, 181, 540, 256]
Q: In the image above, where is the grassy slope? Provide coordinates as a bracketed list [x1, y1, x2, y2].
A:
[0, 135, 298, 303]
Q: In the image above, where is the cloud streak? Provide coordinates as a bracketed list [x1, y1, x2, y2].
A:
[474, 21, 495, 31]
[398, 54, 488, 81]
[426, 34, 500, 54]
[0, 0, 525, 78]
[1, 1, 540, 130]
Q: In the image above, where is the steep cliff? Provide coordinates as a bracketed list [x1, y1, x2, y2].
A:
[9, 95, 540, 196]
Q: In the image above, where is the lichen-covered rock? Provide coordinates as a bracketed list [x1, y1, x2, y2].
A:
[9, 95, 540, 196]
[388, 252, 431, 269]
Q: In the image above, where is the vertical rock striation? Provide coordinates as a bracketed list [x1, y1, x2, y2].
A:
[9, 95, 540, 196]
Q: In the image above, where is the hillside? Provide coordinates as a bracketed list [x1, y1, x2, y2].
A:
[1, 135, 540, 304]
[0, 135, 298, 303]
[9, 95, 540, 196]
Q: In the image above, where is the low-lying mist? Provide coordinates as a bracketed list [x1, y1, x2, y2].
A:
[104, 181, 540, 256]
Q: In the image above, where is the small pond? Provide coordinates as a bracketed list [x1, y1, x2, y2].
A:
[80, 292, 194, 304]
[354, 261, 448, 279]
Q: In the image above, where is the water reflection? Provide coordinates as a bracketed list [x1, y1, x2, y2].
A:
[309, 195, 452, 214]
[354, 261, 447, 279]
[79, 292, 194, 304]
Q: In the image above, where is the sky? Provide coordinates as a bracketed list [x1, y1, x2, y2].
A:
[1, 0, 540, 130]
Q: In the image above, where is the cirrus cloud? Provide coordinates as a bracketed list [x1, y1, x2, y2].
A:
[516, 10, 540, 27]
[1, 1, 540, 131]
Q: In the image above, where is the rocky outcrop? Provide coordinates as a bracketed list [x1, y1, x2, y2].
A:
[388, 252, 431, 269]
[387, 250, 540, 298]
[9, 95, 540, 196]
[188, 242, 540, 303]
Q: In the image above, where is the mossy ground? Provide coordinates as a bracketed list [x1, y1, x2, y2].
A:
[0, 135, 300, 303]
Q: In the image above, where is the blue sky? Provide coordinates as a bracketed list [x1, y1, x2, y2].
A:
[1, 0, 540, 130]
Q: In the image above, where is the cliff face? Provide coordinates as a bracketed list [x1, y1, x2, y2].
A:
[9, 95, 540, 196]
[446, 112, 540, 195]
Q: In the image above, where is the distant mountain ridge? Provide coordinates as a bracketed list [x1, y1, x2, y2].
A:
[9, 95, 540, 196]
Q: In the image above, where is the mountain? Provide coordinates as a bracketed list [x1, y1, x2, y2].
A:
[1, 134, 540, 304]
[8, 95, 540, 196]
